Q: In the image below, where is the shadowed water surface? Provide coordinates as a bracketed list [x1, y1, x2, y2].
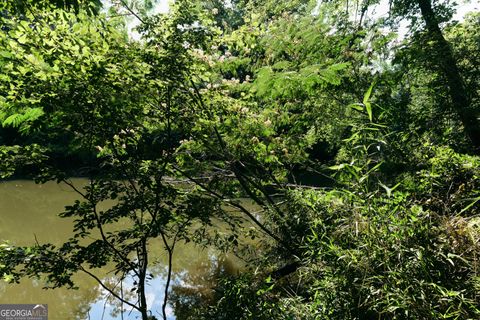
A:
[0, 179, 242, 319]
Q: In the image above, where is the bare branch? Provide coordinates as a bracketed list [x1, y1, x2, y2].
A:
[118, 0, 146, 25]
[80, 266, 139, 311]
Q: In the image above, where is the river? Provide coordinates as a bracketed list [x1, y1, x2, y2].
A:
[0, 179, 242, 320]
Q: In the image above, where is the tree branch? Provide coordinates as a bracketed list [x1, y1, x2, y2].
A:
[80, 266, 139, 311]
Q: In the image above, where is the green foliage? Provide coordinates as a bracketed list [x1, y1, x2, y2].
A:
[1, 0, 480, 319]
[0, 144, 46, 178]
[0, 0, 102, 15]
[299, 188, 480, 319]
[196, 274, 282, 320]
[410, 144, 480, 216]
[446, 12, 480, 124]
[0, 3, 153, 174]
[194, 75, 480, 318]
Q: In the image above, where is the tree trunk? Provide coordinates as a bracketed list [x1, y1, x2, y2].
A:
[138, 241, 149, 320]
[417, 0, 480, 149]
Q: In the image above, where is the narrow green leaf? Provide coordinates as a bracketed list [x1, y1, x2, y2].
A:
[329, 164, 346, 171]
[459, 196, 480, 214]
[363, 82, 375, 122]
[365, 102, 372, 122]
[349, 103, 364, 111]
[363, 82, 374, 105]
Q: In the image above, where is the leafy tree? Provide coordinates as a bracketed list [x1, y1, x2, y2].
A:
[0, 0, 102, 14]
[0, 2, 212, 319]
[446, 12, 480, 129]
[1, 0, 480, 319]
[0, 2, 150, 173]
[1, 2, 251, 320]
[388, 0, 480, 149]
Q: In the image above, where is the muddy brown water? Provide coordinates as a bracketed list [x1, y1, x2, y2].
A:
[0, 179, 244, 320]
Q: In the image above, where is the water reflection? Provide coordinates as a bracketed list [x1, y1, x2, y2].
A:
[0, 180, 241, 319]
[170, 254, 238, 319]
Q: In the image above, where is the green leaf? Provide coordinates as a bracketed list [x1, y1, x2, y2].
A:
[379, 181, 401, 198]
[0, 51, 14, 59]
[17, 34, 28, 45]
[363, 82, 375, 122]
[3, 114, 22, 127]
[349, 103, 364, 111]
[329, 164, 346, 171]
[365, 102, 372, 122]
[3, 274, 14, 283]
[459, 196, 480, 214]
[23, 107, 45, 122]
